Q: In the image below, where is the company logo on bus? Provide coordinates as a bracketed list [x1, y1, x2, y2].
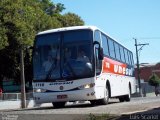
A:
[59, 86, 64, 90]
[103, 57, 133, 76]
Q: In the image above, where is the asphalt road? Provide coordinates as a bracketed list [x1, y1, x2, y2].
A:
[0, 96, 160, 120]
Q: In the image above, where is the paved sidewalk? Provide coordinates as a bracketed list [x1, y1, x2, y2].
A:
[0, 100, 83, 111]
[0, 100, 54, 111]
[0, 100, 34, 110]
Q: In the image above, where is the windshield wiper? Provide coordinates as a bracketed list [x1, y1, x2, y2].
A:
[62, 58, 77, 78]
[45, 48, 59, 81]
[66, 61, 76, 77]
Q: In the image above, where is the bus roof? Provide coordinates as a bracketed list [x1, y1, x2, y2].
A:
[37, 26, 98, 35]
[37, 26, 132, 53]
[37, 26, 116, 44]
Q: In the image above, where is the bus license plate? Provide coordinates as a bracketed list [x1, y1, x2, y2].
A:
[57, 95, 67, 99]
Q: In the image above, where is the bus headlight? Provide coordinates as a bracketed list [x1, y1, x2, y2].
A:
[33, 88, 47, 93]
[78, 83, 95, 90]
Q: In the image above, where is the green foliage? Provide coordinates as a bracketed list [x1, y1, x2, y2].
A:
[0, 22, 8, 50]
[61, 12, 84, 27]
[148, 74, 160, 87]
[87, 113, 116, 120]
[0, 0, 84, 89]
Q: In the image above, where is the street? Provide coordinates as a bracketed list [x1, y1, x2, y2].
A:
[0, 95, 160, 120]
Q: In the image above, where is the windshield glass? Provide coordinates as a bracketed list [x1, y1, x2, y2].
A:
[33, 30, 93, 81]
[33, 33, 60, 80]
[62, 30, 93, 79]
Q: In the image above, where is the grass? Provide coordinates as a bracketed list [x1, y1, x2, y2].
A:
[87, 113, 119, 120]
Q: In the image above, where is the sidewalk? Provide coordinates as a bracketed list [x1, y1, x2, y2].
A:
[0, 100, 34, 110]
[0, 100, 84, 111]
[131, 92, 156, 98]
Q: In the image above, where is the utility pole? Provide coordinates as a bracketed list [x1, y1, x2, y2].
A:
[134, 38, 149, 97]
[18, 8, 26, 108]
[20, 45, 26, 108]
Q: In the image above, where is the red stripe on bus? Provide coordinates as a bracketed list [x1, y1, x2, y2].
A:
[102, 57, 127, 76]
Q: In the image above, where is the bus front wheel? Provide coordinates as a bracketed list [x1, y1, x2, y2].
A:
[119, 97, 125, 102]
[98, 85, 109, 105]
[52, 102, 66, 108]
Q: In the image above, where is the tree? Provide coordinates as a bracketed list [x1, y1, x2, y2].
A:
[148, 74, 160, 87]
[0, 0, 84, 90]
[59, 12, 84, 27]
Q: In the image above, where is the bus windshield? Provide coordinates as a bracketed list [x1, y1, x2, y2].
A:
[33, 30, 94, 81]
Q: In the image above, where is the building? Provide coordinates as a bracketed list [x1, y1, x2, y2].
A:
[135, 62, 160, 82]
[134, 62, 160, 94]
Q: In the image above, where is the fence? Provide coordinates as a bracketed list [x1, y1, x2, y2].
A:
[0, 92, 33, 101]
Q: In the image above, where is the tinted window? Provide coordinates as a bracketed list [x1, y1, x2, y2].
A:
[34, 33, 61, 80]
[128, 51, 132, 65]
[130, 52, 134, 65]
[64, 30, 92, 43]
[94, 30, 101, 44]
[120, 46, 125, 62]
[124, 49, 129, 64]
[114, 42, 121, 61]
[36, 33, 60, 46]
[108, 38, 115, 58]
[101, 34, 109, 56]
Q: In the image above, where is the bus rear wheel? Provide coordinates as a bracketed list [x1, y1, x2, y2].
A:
[119, 97, 125, 102]
[52, 102, 66, 108]
[124, 87, 131, 102]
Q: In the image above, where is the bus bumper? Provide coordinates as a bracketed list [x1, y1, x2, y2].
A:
[33, 88, 97, 104]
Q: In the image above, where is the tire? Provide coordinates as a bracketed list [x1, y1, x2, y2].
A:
[98, 85, 109, 105]
[124, 86, 131, 102]
[52, 102, 66, 108]
[90, 100, 97, 106]
[119, 97, 125, 102]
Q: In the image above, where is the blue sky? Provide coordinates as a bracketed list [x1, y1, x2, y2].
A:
[53, 0, 160, 64]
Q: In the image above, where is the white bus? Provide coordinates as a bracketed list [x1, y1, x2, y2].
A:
[32, 26, 136, 108]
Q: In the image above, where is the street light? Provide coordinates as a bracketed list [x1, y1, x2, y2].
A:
[133, 38, 149, 97]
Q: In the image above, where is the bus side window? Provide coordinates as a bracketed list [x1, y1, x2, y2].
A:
[120, 46, 125, 63]
[94, 30, 102, 75]
[108, 38, 116, 59]
[128, 51, 132, 65]
[102, 34, 109, 56]
[114, 42, 121, 61]
[124, 49, 129, 64]
[130, 52, 134, 65]
[94, 30, 101, 44]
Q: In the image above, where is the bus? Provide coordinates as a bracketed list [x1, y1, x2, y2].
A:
[32, 26, 136, 108]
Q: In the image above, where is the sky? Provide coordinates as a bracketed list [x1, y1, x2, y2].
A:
[53, 0, 160, 64]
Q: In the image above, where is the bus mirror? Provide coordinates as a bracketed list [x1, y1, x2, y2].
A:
[93, 41, 99, 45]
[98, 47, 104, 60]
[93, 41, 103, 60]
